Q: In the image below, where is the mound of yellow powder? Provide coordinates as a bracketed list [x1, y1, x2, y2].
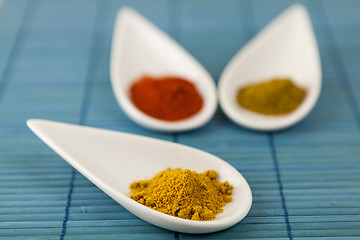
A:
[237, 78, 307, 115]
[130, 168, 233, 221]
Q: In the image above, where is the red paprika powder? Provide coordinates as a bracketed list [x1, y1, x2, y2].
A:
[130, 75, 203, 121]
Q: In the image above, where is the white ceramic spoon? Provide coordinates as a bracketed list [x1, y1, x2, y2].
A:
[110, 7, 217, 132]
[218, 4, 321, 131]
[27, 119, 252, 234]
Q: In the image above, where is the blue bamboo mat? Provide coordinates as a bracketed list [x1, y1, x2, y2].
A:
[1, 0, 360, 239]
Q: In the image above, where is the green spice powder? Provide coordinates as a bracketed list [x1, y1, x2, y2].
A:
[236, 78, 307, 115]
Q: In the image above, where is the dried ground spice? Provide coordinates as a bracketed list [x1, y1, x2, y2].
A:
[130, 168, 233, 221]
[236, 78, 307, 115]
[130, 76, 203, 121]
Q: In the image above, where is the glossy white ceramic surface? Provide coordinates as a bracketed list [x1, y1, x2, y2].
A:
[110, 8, 217, 132]
[27, 119, 252, 234]
[218, 4, 321, 131]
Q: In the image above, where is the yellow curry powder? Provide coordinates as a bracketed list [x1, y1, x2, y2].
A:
[130, 168, 233, 221]
[236, 78, 307, 115]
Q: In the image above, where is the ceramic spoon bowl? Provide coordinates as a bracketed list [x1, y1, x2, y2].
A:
[218, 4, 322, 131]
[110, 8, 217, 132]
[27, 119, 252, 234]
